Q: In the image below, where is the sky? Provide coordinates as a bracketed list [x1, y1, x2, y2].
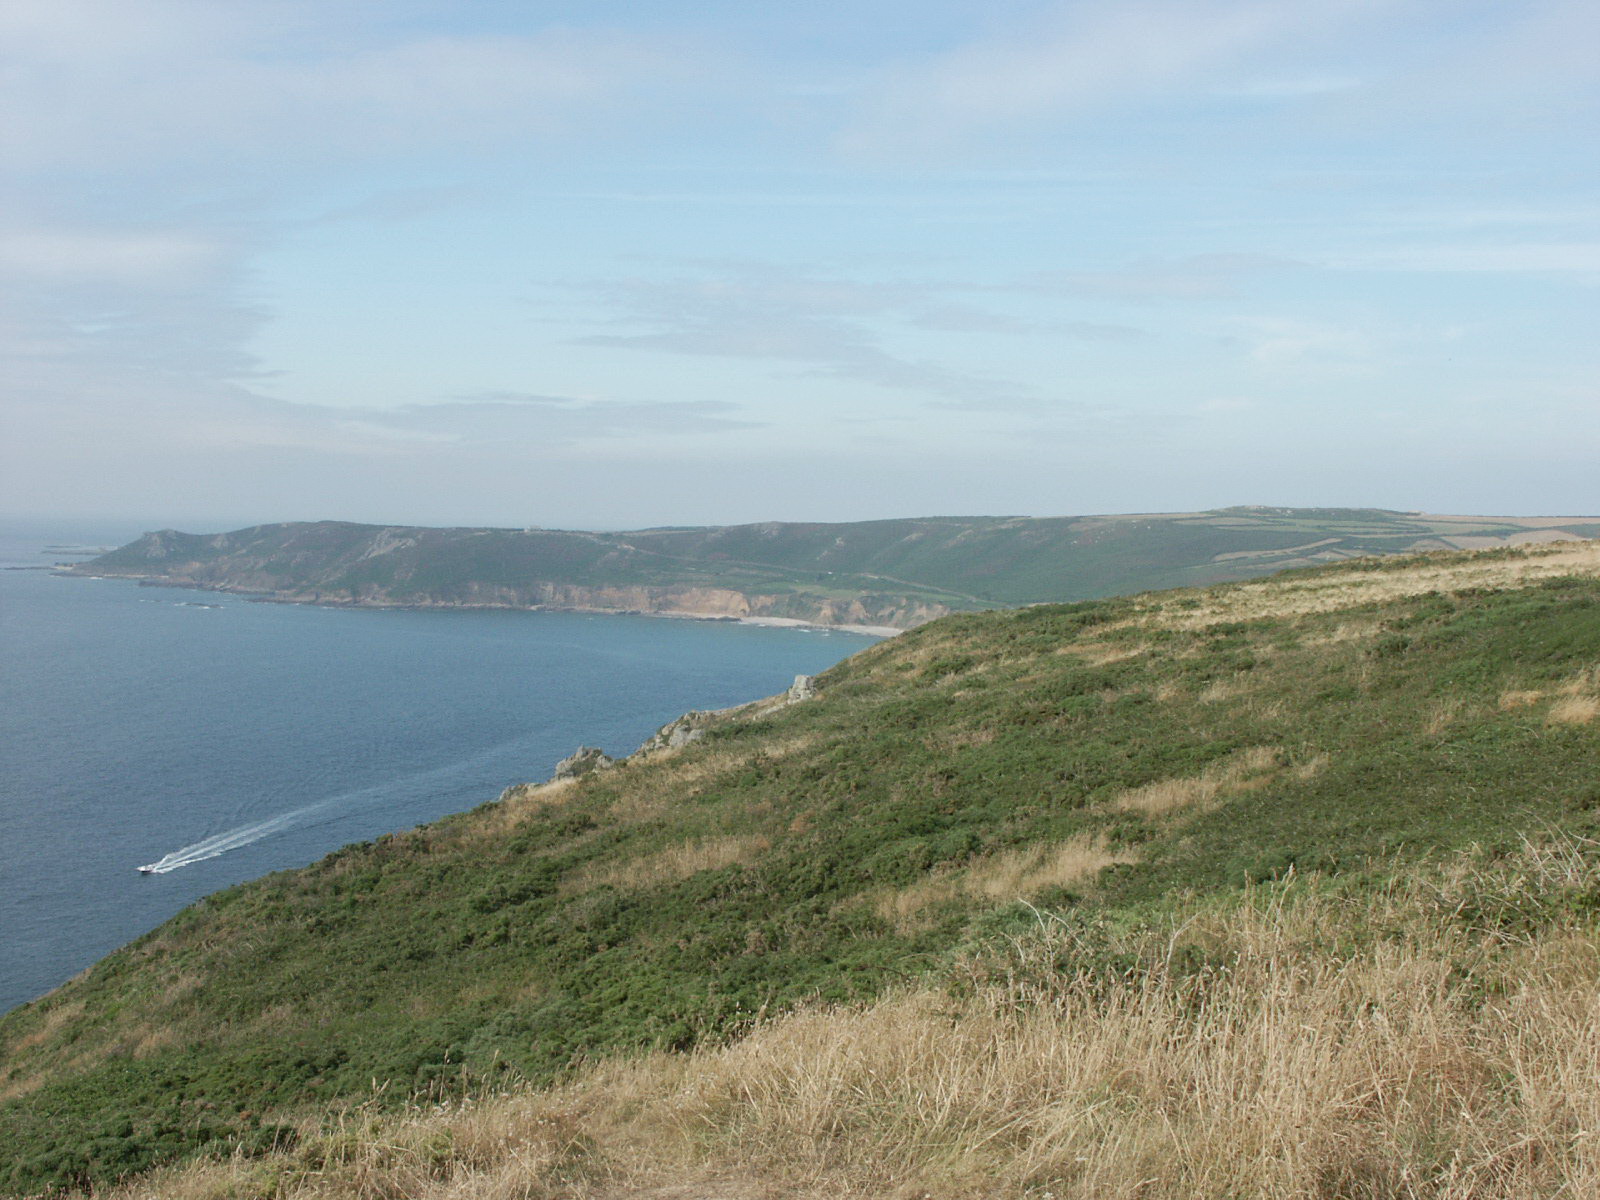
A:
[1, 0, 1596, 531]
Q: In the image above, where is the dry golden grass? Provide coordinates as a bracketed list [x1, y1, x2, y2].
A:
[602, 753, 739, 821]
[1116, 773, 1221, 815]
[1114, 745, 1284, 816]
[0, 1000, 86, 1103]
[1548, 695, 1600, 725]
[1197, 675, 1254, 703]
[1142, 541, 1600, 632]
[102, 840, 1600, 1200]
[1422, 698, 1465, 736]
[128, 1025, 184, 1060]
[3, 998, 83, 1057]
[1499, 688, 1545, 710]
[497, 778, 576, 810]
[572, 834, 772, 892]
[1559, 664, 1600, 694]
[602, 735, 819, 823]
[1246, 696, 1292, 724]
[1289, 752, 1329, 781]
[875, 834, 1137, 930]
[1547, 667, 1600, 725]
[1496, 665, 1599, 726]
[445, 778, 578, 847]
[871, 872, 962, 929]
[1300, 621, 1378, 647]
[962, 835, 1139, 902]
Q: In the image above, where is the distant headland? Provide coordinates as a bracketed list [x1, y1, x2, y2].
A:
[63, 507, 1600, 630]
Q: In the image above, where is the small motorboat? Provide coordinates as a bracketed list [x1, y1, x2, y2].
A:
[137, 865, 156, 875]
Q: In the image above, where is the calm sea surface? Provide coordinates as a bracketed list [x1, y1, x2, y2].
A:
[0, 524, 877, 1015]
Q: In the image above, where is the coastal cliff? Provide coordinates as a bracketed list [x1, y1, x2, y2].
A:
[72, 524, 969, 631]
[69, 508, 1599, 631]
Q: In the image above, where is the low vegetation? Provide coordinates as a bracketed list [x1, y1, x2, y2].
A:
[96, 838, 1600, 1199]
[4, 541, 1599, 1196]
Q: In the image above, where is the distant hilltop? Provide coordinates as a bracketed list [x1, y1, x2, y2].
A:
[68, 507, 1600, 630]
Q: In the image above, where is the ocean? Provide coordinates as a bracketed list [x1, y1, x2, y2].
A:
[0, 524, 878, 1015]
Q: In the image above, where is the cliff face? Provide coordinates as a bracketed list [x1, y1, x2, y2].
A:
[75, 525, 964, 629]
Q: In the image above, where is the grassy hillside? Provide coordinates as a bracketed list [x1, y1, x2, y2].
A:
[72, 508, 1599, 628]
[77, 522, 984, 629]
[106, 838, 1600, 1199]
[627, 506, 1600, 603]
[5, 541, 1600, 1196]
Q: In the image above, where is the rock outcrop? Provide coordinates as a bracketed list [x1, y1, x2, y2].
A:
[553, 746, 613, 780]
[634, 711, 713, 757]
[631, 674, 820, 764]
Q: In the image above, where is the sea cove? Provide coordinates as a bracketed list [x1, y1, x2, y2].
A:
[0, 529, 875, 1015]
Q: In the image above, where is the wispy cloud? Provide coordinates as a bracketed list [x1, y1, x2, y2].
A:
[0, 1, 696, 174]
[3, 2, 1596, 523]
[565, 265, 1134, 411]
[838, 0, 1368, 155]
[1216, 75, 1362, 98]
[1229, 316, 1375, 372]
[0, 213, 268, 383]
[0, 226, 227, 285]
[1026, 253, 1310, 303]
[1325, 242, 1600, 275]
[907, 303, 1145, 341]
[396, 394, 760, 443]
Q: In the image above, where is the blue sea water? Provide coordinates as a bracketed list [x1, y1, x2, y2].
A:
[0, 524, 877, 1015]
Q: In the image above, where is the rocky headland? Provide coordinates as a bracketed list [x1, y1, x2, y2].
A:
[64, 509, 1599, 632]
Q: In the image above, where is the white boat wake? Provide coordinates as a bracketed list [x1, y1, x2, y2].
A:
[135, 736, 542, 875]
[137, 807, 314, 874]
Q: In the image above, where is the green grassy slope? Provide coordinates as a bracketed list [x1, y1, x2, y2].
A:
[623, 506, 1544, 602]
[75, 508, 1597, 627]
[5, 542, 1599, 1195]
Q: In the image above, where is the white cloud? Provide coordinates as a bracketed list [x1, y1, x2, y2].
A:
[1326, 242, 1600, 275]
[1028, 253, 1309, 302]
[1217, 76, 1362, 98]
[1197, 396, 1257, 414]
[1281, 1, 1599, 146]
[1232, 317, 1374, 371]
[0, 1, 692, 173]
[838, 1, 1368, 154]
[0, 226, 225, 285]
[564, 265, 1121, 411]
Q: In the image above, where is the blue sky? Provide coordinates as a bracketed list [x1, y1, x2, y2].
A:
[1, 0, 1595, 528]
